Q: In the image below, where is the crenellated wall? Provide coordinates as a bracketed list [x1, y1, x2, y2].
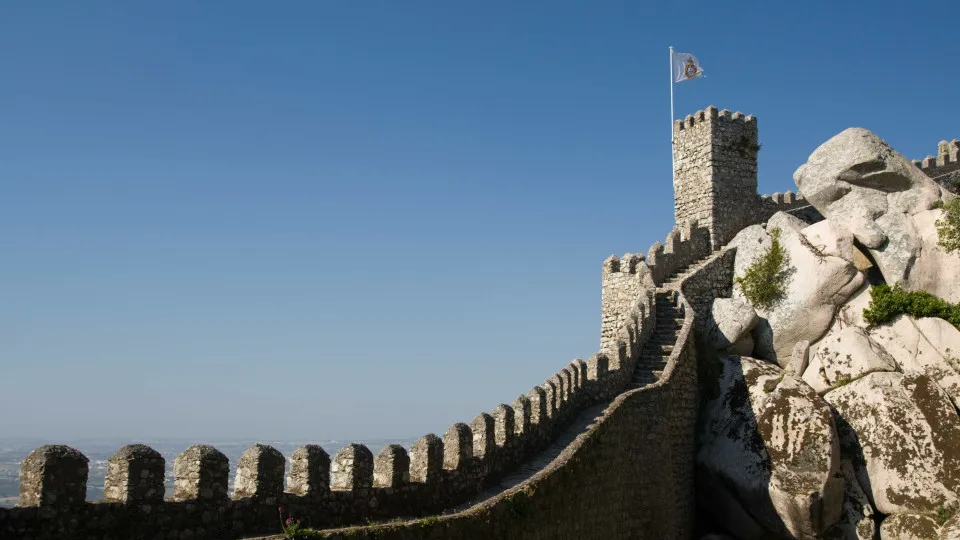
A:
[643, 219, 713, 286]
[914, 139, 960, 193]
[0, 281, 658, 540]
[248, 293, 700, 540]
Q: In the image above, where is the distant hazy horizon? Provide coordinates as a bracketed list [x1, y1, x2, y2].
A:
[2, 1, 957, 441]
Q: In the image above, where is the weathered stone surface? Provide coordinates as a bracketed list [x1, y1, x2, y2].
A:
[794, 128, 959, 302]
[825, 372, 960, 516]
[870, 316, 960, 408]
[878, 513, 940, 540]
[172, 445, 229, 501]
[373, 445, 409, 489]
[940, 512, 960, 539]
[907, 208, 960, 303]
[801, 327, 897, 395]
[732, 213, 865, 364]
[822, 460, 877, 540]
[233, 443, 285, 501]
[801, 219, 872, 271]
[707, 297, 759, 350]
[18, 445, 89, 507]
[330, 444, 374, 491]
[698, 356, 843, 538]
[103, 444, 164, 503]
[835, 283, 874, 330]
[287, 445, 330, 496]
[785, 340, 810, 377]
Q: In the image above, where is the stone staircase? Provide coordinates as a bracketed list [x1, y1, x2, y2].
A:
[629, 290, 684, 388]
[628, 247, 726, 388]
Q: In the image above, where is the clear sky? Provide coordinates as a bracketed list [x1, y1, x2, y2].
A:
[1, 1, 956, 442]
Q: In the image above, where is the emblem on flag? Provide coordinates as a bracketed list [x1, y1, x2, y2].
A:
[671, 51, 704, 83]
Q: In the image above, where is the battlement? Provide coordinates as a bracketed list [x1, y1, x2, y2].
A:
[672, 105, 761, 248]
[914, 139, 960, 193]
[912, 139, 960, 168]
[644, 220, 712, 286]
[673, 105, 756, 133]
[3, 284, 656, 540]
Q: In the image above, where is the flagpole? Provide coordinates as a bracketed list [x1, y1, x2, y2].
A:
[669, 46, 675, 181]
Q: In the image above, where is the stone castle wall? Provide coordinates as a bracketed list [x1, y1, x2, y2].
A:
[254, 292, 700, 540]
[914, 139, 960, 193]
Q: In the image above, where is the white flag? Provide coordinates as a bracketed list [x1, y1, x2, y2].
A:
[672, 51, 703, 83]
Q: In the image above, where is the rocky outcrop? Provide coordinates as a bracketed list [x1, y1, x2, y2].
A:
[800, 326, 897, 395]
[698, 356, 843, 538]
[825, 372, 960, 517]
[869, 316, 960, 408]
[785, 340, 810, 377]
[878, 513, 941, 540]
[801, 220, 873, 272]
[731, 213, 864, 364]
[940, 513, 960, 539]
[707, 298, 760, 354]
[793, 128, 960, 302]
[822, 460, 876, 540]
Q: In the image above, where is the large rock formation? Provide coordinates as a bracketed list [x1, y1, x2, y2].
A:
[878, 513, 941, 540]
[824, 372, 960, 517]
[822, 460, 876, 540]
[869, 316, 960, 408]
[707, 297, 760, 355]
[800, 326, 897, 395]
[698, 356, 844, 539]
[695, 126, 960, 540]
[793, 128, 960, 302]
[731, 213, 864, 364]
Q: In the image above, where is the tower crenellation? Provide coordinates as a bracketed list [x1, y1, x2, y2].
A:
[673, 105, 761, 249]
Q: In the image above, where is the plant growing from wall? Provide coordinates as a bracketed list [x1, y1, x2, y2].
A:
[735, 227, 790, 310]
[935, 197, 960, 253]
[861, 284, 960, 329]
[732, 134, 762, 159]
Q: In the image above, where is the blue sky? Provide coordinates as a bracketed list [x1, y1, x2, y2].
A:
[1, 1, 956, 442]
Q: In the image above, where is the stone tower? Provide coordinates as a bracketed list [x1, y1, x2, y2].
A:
[672, 105, 759, 249]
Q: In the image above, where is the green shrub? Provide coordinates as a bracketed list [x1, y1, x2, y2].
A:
[735, 227, 791, 310]
[861, 284, 960, 329]
[938, 502, 958, 526]
[936, 197, 960, 253]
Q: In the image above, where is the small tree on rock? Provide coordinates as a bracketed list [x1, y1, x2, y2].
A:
[736, 227, 791, 311]
[936, 197, 960, 254]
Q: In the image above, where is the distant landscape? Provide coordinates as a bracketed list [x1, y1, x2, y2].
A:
[0, 437, 417, 509]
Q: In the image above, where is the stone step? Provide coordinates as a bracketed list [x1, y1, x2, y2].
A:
[655, 324, 682, 331]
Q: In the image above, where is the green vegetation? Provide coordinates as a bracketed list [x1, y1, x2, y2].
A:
[832, 375, 854, 389]
[861, 284, 960, 329]
[418, 516, 441, 530]
[935, 197, 960, 254]
[938, 502, 958, 526]
[735, 227, 791, 310]
[763, 373, 785, 393]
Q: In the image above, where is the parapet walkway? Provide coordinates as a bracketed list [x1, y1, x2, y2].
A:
[450, 251, 720, 515]
[239, 247, 722, 539]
